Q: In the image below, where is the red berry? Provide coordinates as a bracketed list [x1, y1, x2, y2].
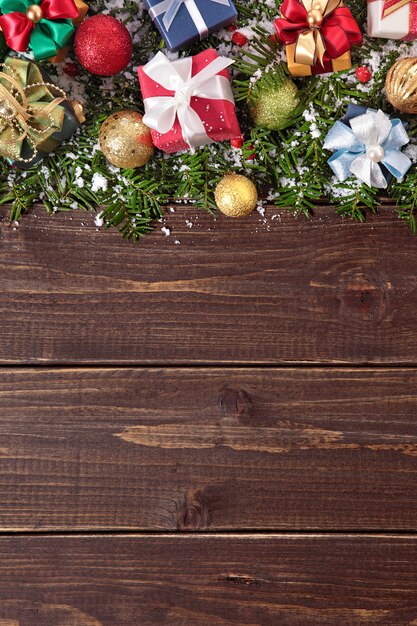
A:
[227, 23, 237, 31]
[246, 144, 255, 160]
[231, 136, 244, 149]
[232, 31, 248, 46]
[355, 65, 372, 83]
[63, 62, 79, 77]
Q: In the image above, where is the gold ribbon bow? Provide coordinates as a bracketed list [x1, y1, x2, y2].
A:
[293, 0, 341, 66]
[0, 58, 68, 163]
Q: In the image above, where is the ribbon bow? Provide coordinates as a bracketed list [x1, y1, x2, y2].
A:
[0, 0, 79, 60]
[323, 109, 411, 189]
[142, 51, 235, 151]
[274, 0, 362, 66]
[149, 0, 230, 39]
[0, 57, 68, 163]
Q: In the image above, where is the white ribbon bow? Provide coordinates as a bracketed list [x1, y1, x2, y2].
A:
[149, 0, 230, 38]
[142, 52, 235, 151]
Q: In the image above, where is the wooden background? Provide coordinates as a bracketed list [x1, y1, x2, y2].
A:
[0, 204, 416, 625]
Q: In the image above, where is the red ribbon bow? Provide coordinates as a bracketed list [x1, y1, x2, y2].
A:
[0, 0, 79, 52]
[274, 0, 362, 66]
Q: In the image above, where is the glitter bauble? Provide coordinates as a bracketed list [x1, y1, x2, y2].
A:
[99, 111, 154, 168]
[74, 15, 132, 76]
[356, 65, 372, 83]
[248, 66, 299, 130]
[385, 57, 417, 114]
[214, 173, 258, 218]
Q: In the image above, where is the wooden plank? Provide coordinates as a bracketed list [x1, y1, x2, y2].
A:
[0, 534, 416, 625]
[1, 205, 417, 364]
[1, 367, 417, 531]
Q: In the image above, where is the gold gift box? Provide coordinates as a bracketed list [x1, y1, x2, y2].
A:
[286, 42, 352, 77]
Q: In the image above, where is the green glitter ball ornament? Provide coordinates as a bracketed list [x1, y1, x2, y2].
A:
[248, 65, 300, 131]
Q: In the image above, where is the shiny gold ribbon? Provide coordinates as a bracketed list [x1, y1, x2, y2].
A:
[0, 62, 67, 162]
[381, 0, 412, 18]
[293, 0, 341, 66]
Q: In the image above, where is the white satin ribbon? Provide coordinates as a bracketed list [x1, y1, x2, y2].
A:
[142, 51, 235, 151]
[149, 0, 230, 38]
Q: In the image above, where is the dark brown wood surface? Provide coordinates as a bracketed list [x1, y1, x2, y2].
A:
[0, 535, 416, 625]
[2, 206, 417, 624]
[1, 205, 417, 364]
[1, 367, 417, 531]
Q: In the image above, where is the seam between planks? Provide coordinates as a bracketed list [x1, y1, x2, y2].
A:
[3, 362, 417, 369]
[0, 528, 417, 539]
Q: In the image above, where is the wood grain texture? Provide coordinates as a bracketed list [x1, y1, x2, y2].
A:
[1, 205, 417, 365]
[1, 367, 417, 531]
[0, 534, 416, 625]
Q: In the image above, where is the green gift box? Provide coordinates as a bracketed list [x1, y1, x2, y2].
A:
[0, 56, 83, 169]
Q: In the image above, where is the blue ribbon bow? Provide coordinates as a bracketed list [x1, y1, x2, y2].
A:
[323, 108, 412, 189]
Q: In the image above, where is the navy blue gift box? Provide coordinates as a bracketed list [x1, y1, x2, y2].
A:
[144, 0, 238, 52]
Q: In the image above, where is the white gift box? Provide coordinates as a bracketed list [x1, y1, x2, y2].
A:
[367, 0, 413, 39]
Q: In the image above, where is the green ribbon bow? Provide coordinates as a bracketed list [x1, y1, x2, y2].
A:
[0, 0, 75, 60]
[0, 57, 66, 162]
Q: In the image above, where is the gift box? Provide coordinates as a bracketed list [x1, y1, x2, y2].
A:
[285, 43, 352, 76]
[138, 48, 241, 153]
[0, 57, 84, 169]
[0, 0, 85, 61]
[367, 0, 416, 39]
[144, 0, 237, 52]
[274, 0, 362, 77]
[50, 0, 89, 63]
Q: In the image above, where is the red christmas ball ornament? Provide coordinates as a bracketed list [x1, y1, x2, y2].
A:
[232, 31, 248, 46]
[231, 136, 244, 149]
[74, 15, 132, 76]
[356, 65, 372, 83]
[227, 23, 237, 31]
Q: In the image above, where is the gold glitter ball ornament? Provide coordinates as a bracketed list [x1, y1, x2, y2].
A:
[214, 173, 258, 218]
[99, 110, 154, 168]
[385, 57, 417, 114]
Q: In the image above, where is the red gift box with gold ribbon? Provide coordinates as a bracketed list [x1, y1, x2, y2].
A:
[274, 0, 362, 76]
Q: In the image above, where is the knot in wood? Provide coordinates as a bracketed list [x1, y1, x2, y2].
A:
[176, 489, 211, 531]
[218, 386, 253, 419]
[338, 272, 392, 322]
